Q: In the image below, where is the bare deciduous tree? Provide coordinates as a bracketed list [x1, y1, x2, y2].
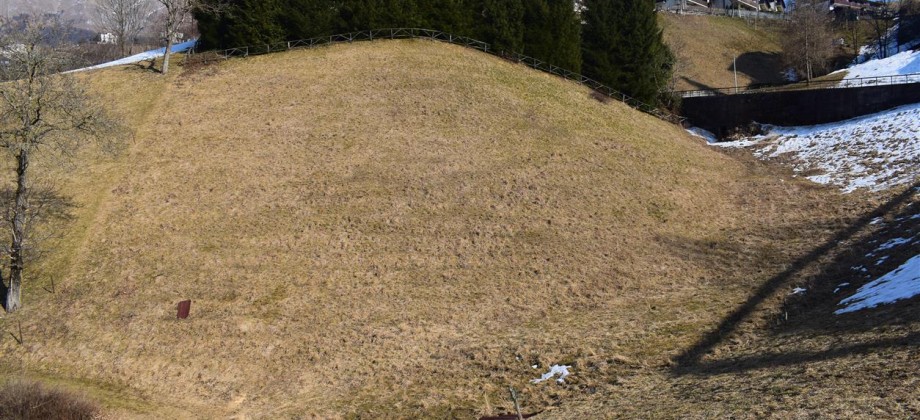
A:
[0, 17, 120, 313]
[868, 7, 898, 60]
[153, 0, 192, 74]
[94, 0, 155, 57]
[780, 0, 834, 81]
[153, 0, 223, 74]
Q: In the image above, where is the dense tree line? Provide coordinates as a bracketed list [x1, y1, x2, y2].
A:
[195, 0, 672, 105]
[195, 0, 578, 66]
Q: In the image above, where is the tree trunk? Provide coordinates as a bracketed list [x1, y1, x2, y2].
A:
[162, 37, 174, 75]
[5, 150, 28, 313]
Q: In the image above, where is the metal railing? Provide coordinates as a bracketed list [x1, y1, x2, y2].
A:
[657, 5, 789, 20]
[184, 28, 685, 125]
[676, 72, 920, 97]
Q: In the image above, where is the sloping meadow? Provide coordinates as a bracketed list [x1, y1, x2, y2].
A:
[0, 40, 878, 417]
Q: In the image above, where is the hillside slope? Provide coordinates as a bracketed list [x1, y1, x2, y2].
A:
[660, 14, 785, 91]
[1, 39, 913, 418]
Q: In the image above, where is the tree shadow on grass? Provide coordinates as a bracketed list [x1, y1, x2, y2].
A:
[727, 51, 785, 86]
[680, 77, 723, 92]
[0, 185, 77, 306]
[671, 182, 920, 376]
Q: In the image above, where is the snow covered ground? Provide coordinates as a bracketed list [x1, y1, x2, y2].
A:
[69, 39, 197, 73]
[828, 23, 920, 86]
[836, 191, 920, 314]
[837, 254, 920, 314]
[839, 49, 920, 84]
[710, 108, 920, 315]
[715, 103, 920, 194]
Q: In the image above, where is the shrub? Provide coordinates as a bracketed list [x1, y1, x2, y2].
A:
[0, 380, 99, 420]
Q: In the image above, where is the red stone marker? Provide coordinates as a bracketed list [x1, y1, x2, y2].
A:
[177, 300, 192, 319]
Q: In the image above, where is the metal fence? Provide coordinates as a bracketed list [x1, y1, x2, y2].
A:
[184, 28, 685, 125]
[676, 72, 920, 97]
[657, 5, 789, 20]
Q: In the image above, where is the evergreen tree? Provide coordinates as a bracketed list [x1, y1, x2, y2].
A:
[280, 0, 337, 39]
[523, 0, 552, 56]
[471, 0, 525, 53]
[335, 0, 424, 32]
[523, 0, 581, 71]
[418, 0, 474, 34]
[196, 0, 285, 49]
[581, 0, 672, 105]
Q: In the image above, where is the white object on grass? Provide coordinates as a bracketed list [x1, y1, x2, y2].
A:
[531, 364, 571, 384]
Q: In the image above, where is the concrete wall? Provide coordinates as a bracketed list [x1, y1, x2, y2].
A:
[681, 83, 920, 138]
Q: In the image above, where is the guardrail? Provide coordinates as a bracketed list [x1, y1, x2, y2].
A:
[657, 5, 789, 20]
[183, 28, 685, 125]
[676, 72, 920, 97]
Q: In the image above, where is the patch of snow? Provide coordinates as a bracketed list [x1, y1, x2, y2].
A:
[836, 254, 920, 314]
[712, 137, 763, 148]
[718, 103, 920, 193]
[840, 49, 920, 84]
[531, 364, 571, 384]
[870, 217, 885, 225]
[867, 237, 917, 257]
[686, 127, 718, 143]
[68, 40, 198, 73]
[531, 364, 539, 369]
[876, 237, 914, 252]
[834, 282, 851, 294]
[790, 287, 807, 295]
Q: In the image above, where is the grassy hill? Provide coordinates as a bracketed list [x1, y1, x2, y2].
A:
[0, 39, 915, 418]
[660, 14, 786, 91]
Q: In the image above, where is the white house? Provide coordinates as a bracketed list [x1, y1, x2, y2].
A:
[99, 33, 118, 45]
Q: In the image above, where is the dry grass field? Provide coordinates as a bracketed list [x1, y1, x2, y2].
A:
[0, 39, 916, 418]
[660, 14, 786, 91]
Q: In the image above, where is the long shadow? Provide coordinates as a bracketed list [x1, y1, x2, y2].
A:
[673, 182, 920, 370]
[727, 52, 785, 86]
[685, 330, 920, 375]
[778, 193, 920, 334]
[680, 77, 721, 92]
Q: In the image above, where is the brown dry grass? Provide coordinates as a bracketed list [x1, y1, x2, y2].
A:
[0, 39, 914, 418]
[661, 14, 785, 91]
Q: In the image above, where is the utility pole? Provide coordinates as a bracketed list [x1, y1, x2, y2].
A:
[734, 56, 739, 93]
